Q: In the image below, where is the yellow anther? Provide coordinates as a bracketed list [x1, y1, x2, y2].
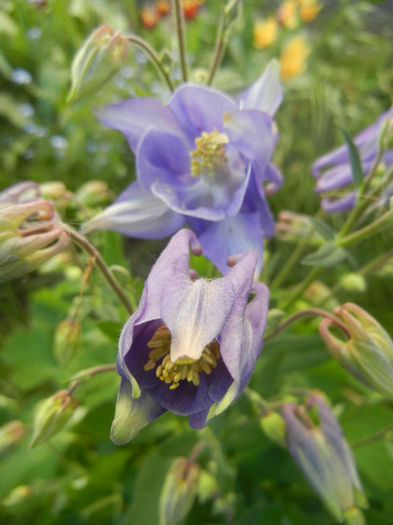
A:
[190, 129, 229, 177]
[144, 324, 221, 390]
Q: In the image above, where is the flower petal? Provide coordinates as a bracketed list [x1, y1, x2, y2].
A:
[189, 213, 264, 275]
[81, 181, 185, 239]
[110, 378, 166, 445]
[238, 59, 283, 116]
[321, 192, 357, 213]
[95, 98, 182, 153]
[168, 84, 235, 144]
[161, 274, 235, 362]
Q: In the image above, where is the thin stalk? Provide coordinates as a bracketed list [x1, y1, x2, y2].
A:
[207, 15, 225, 86]
[66, 228, 133, 314]
[280, 267, 322, 311]
[67, 364, 117, 396]
[263, 307, 350, 343]
[351, 421, 393, 448]
[126, 35, 175, 92]
[172, 0, 188, 81]
[338, 208, 393, 247]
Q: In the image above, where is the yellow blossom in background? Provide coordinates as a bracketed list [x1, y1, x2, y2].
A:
[254, 17, 278, 49]
[297, 0, 322, 22]
[280, 36, 310, 81]
[277, 0, 299, 29]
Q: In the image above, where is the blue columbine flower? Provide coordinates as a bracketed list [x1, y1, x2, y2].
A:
[82, 61, 283, 273]
[312, 109, 393, 212]
[110, 229, 269, 444]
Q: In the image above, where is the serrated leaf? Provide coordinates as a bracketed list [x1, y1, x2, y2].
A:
[340, 127, 364, 188]
[302, 242, 348, 268]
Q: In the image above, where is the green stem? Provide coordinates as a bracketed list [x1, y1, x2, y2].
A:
[66, 228, 133, 315]
[207, 15, 225, 86]
[350, 420, 393, 448]
[338, 208, 393, 247]
[280, 267, 322, 311]
[172, 0, 188, 81]
[362, 248, 393, 277]
[126, 35, 175, 92]
[67, 363, 117, 395]
[263, 307, 350, 343]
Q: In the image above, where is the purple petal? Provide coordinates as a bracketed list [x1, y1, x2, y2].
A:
[95, 98, 183, 153]
[224, 110, 277, 173]
[242, 169, 276, 238]
[168, 84, 235, 144]
[238, 59, 283, 116]
[161, 274, 235, 362]
[81, 181, 185, 239]
[321, 192, 357, 213]
[189, 409, 210, 429]
[189, 213, 265, 275]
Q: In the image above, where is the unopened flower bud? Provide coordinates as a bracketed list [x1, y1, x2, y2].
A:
[0, 200, 69, 281]
[339, 273, 367, 293]
[30, 390, 77, 448]
[0, 420, 25, 454]
[259, 411, 286, 447]
[75, 180, 111, 207]
[282, 393, 367, 522]
[320, 303, 393, 398]
[0, 182, 40, 206]
[54, 319, 81, 366]
[159, 456, 201, 525]
[3, 485, 32, 507]
[197, 469, 218, 503]
[68, 25, 129, 103]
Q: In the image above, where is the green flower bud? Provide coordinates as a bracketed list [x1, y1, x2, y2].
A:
[159, 456, 201, 525]
[54, 319, 81, 366]
[3, 485, 32, 507]
[75, 181, 111, 207]
[68, 25, 129, 103]
[320, 303, 393, 398]
[339, 273, 367, 293]
[282, 393, 367, 522]
[30, 390, 77, 448]
[259, 411, 286, 447]
[0, 420, 25, 455]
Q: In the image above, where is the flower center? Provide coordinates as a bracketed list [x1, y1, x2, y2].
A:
[190, 130, 229, 177]
[143, 324, 220, 390]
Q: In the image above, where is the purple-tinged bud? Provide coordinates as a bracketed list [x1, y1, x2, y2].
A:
[0, 182, 41, 207]
[54, 319, 81, 366]
[0, 200, 69, 281]
[320, 303, 393, 398]
[68, 25, 130, 103]
[159, 456, 201, 525]
[282, 393, 367, 522]
[0, 420, 25, 455]
[30, 390, 77, 448]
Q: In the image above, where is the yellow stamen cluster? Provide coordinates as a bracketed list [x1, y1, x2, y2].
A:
[143, 324, 220, 390]
[190, 130, 229, 177]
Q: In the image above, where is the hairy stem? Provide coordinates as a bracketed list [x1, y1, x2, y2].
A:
[172, 0, 188, 81]
[68, 364, 117, 396]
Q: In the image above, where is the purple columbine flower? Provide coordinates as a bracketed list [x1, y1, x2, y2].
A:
[82, 61, 283, 274]
[111, 229, 269, 444]
[312, 108, 393, 212]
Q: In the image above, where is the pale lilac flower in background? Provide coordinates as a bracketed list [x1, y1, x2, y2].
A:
[110, 229, 269, 444]
[312, 108, 393, 212]
[82, 61, 283, 274]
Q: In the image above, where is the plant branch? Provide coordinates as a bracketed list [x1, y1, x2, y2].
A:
[172, 0, 188, 81]
[67, 364, 117, 396]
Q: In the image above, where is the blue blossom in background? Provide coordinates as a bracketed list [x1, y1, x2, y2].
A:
[83, 61, 283, 273]
[110, 229, 269, 444]
[312, 109, 393, 212]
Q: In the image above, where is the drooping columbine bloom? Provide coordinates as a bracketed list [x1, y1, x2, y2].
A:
[312, 109, 393, 212]
[82, 61, 283, 274]
[282, 393, 367, 523]
[111, 229, 269, 444]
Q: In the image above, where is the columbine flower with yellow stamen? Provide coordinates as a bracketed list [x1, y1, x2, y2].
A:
[82, 61, 283, 274]
[110, 229, 269, 444]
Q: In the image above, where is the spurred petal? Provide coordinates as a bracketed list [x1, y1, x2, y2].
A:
[111, 378, 166, 445]
[321, 192, 356, 213]
[81, 181, 185, 239]
[238, 59, 283, 116]
[95, 98, 183, 153]
[168, 84, 235, 143]
[190, 213, 264, 275]
[161, 275, 235, 362]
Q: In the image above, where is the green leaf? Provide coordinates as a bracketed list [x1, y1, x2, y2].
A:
[302, 242, 348, 267]
[308, 218, 335, 241]
[340, 127, 364, 188]
[96, 321, 123, 342]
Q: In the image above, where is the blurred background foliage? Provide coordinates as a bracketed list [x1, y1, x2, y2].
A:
[1, 0, 393, 524]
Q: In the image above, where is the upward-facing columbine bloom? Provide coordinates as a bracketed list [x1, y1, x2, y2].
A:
[312, 109, 393, 212]
[111, 229, 269, 445]
[82, 61, 283, 274]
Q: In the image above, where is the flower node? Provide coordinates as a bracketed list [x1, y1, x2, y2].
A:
[143, 324, 220, 390]
[190, 130, 229, 177]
